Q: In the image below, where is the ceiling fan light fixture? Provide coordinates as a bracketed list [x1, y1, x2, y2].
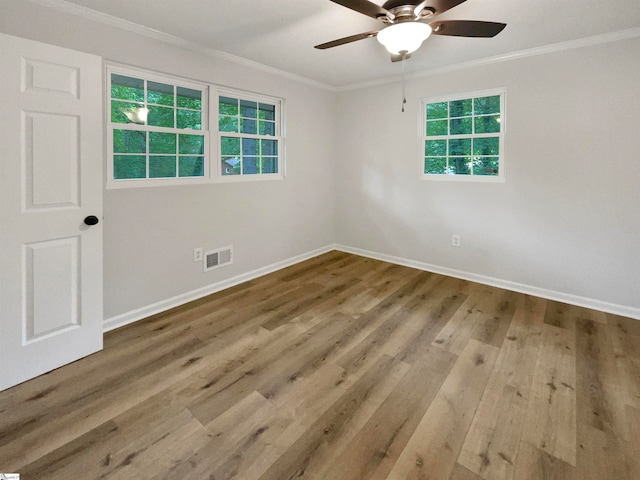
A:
[377, 22, 432, 55]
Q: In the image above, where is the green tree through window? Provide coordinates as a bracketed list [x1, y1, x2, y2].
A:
[422, 89, 505, 181]
[108, 67, 208, 185]
[218, 91, 282, 178]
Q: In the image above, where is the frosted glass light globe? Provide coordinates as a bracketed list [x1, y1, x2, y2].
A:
[377, 22, 432, 55]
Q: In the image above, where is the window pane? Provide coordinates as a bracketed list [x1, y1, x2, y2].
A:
[450, 117, 472, 135]
[450, 99, 472, 117]
[147, 81, 174, 106]
[242, 138, 258, 155]
[222, 157, 241, 175]
[177, 87, 202, 110]
[427, 102, 448, 120]
[475, 115, 501, 134]
[474, 95, 500, 115]
[425, 140, 446, 156]
[242, 156, 259, 175]
[149, 156, 176, 178]
[240, 100, 257, 119]
[219, 96, 239, 116]
[473, 137, 499, 156]
[449, 157, 471, 175]
[449, 138, 471, 156]
[177, 109, 202, 130]
[148, 106, 175, 128]
[258, 103, 275, 120]
[218, 93, 281, 179]
[426, 119, 448, 136]
[113, 129, 146, 153]
[261, 139, 278, 156]
[114, 155, 146, 179]
[149, 132, 176, 154]
[422, 92, 503, 179]
[425, 157, 447, 174]
[219, 115, 239, 133]
[261, 157, 278, 174]
[179, 156, 204, 177]
[221, 136, 241, 156]
[109, 68, 213, 185]
[111, 74, 144, 102]
[111, 101, 147, 124]
[179, 134, 204, 155]
[472, 157, 499, 176]
[259, 120, 275, 136]
[241, 118, 257, 134]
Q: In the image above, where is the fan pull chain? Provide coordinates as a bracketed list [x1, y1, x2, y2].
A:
[401, 53, 407, 113]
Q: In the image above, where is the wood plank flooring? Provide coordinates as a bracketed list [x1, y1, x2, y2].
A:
[1, 251, 639, 479]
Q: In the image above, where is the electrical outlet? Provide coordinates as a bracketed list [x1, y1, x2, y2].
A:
[193, 247, 203, 262]
[451, 234, 461, 247]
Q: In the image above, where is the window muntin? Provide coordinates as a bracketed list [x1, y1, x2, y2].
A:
[218, 92, 282, 179]
[107, 67, 210, 187]
[422, 89, 505, 181]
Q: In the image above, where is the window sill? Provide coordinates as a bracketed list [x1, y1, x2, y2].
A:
[421, 174, 505, 183]
[106, 176, 215, 189]
[215, 173, 284, 183]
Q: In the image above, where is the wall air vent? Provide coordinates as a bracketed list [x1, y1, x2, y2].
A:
[204, 245, 233, 272]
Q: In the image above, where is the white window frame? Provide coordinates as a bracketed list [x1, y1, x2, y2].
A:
[216, 88, 285, 182]
[105, 63, 215, 189]
[419, 87, 506, 183]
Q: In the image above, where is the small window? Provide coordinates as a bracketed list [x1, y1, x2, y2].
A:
[107, 65, 211, 188]
[421, 88, 505, 182]
[218, 90, 283, 180]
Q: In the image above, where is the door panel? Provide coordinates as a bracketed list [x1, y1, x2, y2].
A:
[25, 237, 80, 340]
[0, 33, 103, 391]
[23, 58, 80, 97]
[24, 111, 80, 208]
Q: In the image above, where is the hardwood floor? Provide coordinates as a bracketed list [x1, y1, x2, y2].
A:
[1, 251, 639, 479]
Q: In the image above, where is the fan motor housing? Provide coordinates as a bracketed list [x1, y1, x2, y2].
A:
[380, 1, 435, 23]
[382, 0, 420, 8]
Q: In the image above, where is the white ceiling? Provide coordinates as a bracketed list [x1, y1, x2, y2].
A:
[54, 0, 640, 88]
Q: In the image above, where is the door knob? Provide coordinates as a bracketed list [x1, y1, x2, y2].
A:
[84, 215, 99, 226]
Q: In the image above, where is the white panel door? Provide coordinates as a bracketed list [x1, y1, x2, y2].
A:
[0, 34, 103, 391]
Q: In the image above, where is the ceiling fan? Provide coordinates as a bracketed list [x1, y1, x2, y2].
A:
[315, 0, 506, 62]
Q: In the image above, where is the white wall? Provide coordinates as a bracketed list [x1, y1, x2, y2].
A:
[335, 37, 640, 314]
[0, 1, 337, 321]
[2, 1, 638, 322]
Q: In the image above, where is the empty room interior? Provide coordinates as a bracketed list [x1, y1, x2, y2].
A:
[1, 0, 639, 478]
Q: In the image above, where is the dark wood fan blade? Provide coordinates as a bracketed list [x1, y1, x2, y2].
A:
[314, 30, 379, 49]
[430, 20, 506, 37]
[391, 53, 412, 62]
[330, 0, 392, 20]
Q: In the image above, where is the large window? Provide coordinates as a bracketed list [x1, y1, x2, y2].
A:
[218, 90, 283, 180]
[421, 88, 505, 181]
[107, 65, 210, 188]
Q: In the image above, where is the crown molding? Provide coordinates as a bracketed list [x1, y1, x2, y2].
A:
[29, 0, 338, 92]
[29, 0, 640, 93]
[337, 26, 640, 91]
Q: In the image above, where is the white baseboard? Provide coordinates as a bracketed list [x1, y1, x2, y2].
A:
[103, 245, 336, 332]
[335, 244, 640, 321]
[104, 242, 639, 332]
